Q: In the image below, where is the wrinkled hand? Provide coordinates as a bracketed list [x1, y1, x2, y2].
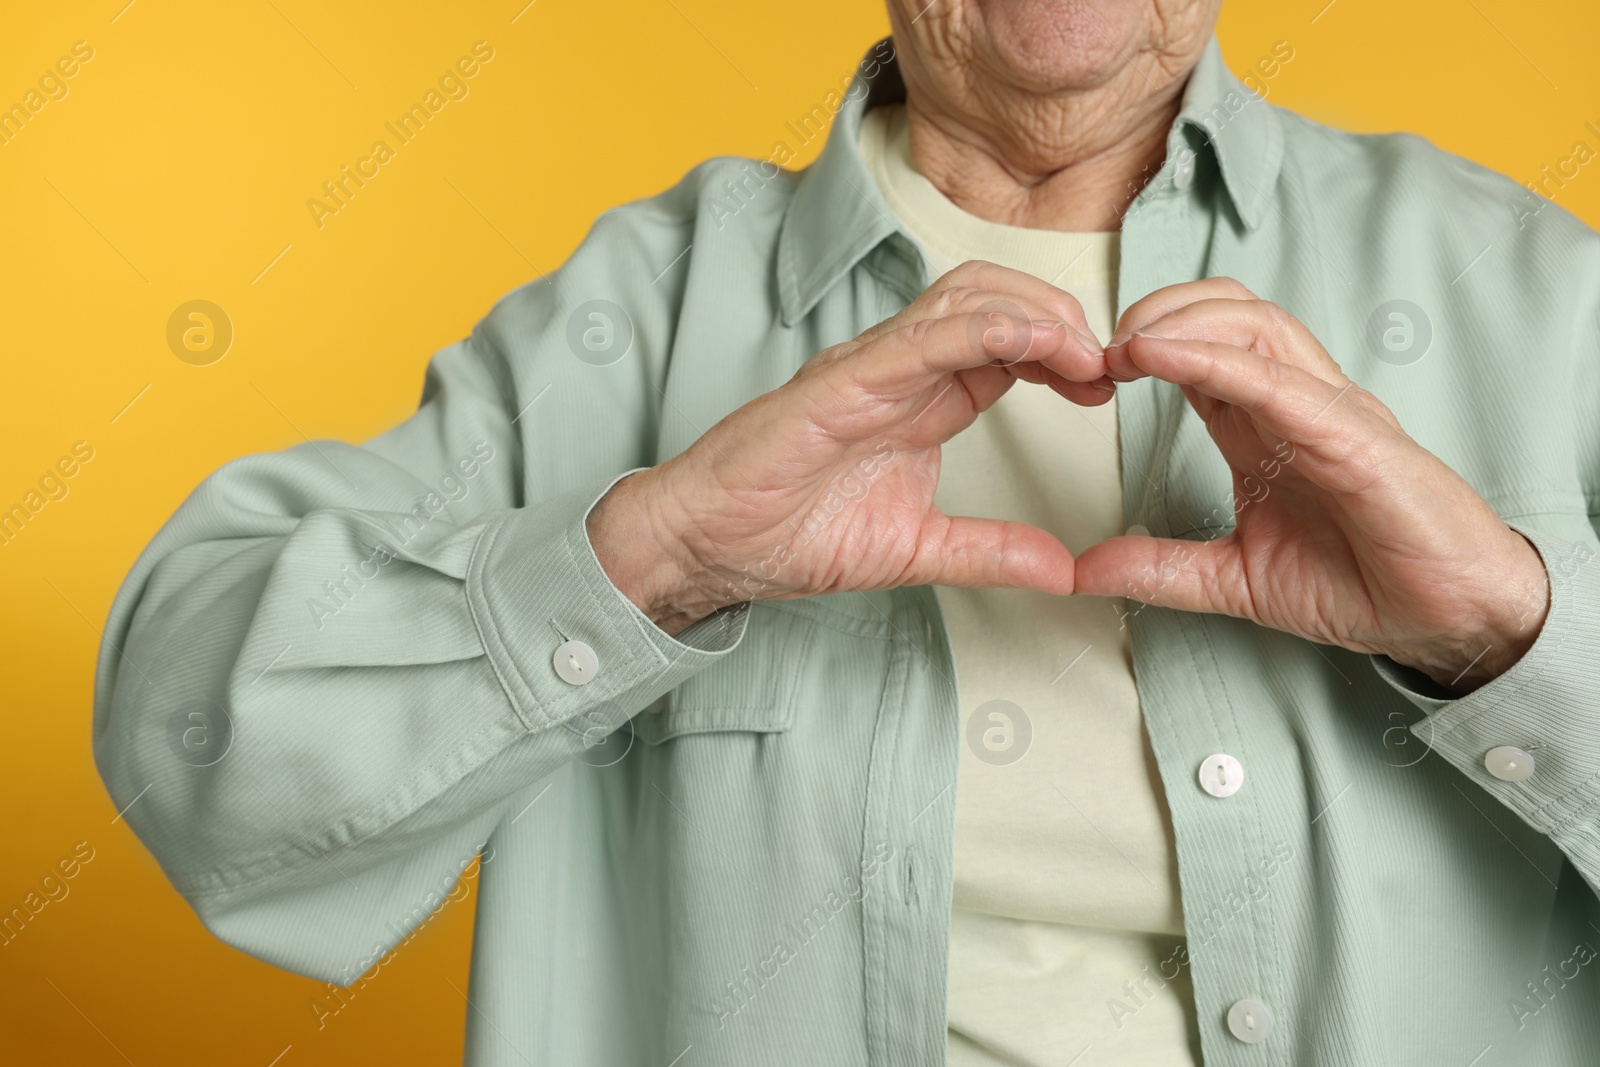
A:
[1073, 278, 1550, 692]
[591, 262, 1113, 635]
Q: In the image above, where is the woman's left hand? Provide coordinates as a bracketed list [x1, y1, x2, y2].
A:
[1073, 278, 1550, 693]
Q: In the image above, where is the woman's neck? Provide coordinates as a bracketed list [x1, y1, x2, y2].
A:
[898, 49, 1192, 232]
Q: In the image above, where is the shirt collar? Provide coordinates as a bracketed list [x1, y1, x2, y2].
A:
[777, 34, 1283, 326]
[1170, 34, 1284, 232]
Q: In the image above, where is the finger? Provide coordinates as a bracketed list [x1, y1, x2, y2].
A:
[902, 363, 1114, 447]
[1112, 333, 1397, 479]
[1111, 297, 1347, 386]
[939, 261, 1102, 344]
[931, 285, 1106, 379]
[1010, 363, 1117, 407]
[827, 315, 1109, 451]
[1053, 377, 1118, 407]
[904, 513, 1076, 595]
[872, 318, 1080, 446]
[952, 363, 1022, 414]
[1073, 532, 1243, 618]
[1117, 301, 1406, 435]
[857, 308, 1102, 397]
[863, 260, 1101, 348]
[1109, 276, 1258, 346]
[1114, 332, 1346, 430]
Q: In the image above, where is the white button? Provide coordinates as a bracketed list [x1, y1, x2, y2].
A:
[1485, 746, 1534, 782]
[1227, 998, 1273, 1044]
[1198, 753, 1245, 798]
[1126, 524, 1150, 538]
[1171, 149, 1196, 191]
[553, 640, 598, 685]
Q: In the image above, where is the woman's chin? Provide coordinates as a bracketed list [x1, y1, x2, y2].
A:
[975, 0, 1145, 91]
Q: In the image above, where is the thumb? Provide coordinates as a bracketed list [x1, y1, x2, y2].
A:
[1072, 532, 1238, 616]
[905, 513, 1075, 595]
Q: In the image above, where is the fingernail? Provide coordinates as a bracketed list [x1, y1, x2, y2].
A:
[1107, 330, 1131, 348]
[1092, 382, 1116, 396]
[1073, 327, 1103, 353]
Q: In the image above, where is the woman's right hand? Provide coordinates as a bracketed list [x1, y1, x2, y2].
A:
[588, 261, 1113, 635]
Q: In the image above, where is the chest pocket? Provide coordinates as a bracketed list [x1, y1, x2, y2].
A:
[631, 602, 820, 744]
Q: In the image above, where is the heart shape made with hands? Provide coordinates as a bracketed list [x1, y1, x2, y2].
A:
[596, 263, 1546, 693]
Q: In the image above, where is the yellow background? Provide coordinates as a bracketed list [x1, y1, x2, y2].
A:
[1, 1, 1595, 1063]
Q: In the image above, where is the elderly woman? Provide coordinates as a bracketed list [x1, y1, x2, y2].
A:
[95, 1, 1600, 1064]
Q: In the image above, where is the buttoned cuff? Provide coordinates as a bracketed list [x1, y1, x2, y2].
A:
[1371, 523, 1600, 845]
[465, 470, 750, 731]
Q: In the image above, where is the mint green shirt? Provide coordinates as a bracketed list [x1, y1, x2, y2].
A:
[95, 36, 1600, 1067]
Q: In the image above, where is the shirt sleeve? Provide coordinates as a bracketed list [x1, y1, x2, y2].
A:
[1371, 521, 1600, 894]
[90, 201, 746, 985]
